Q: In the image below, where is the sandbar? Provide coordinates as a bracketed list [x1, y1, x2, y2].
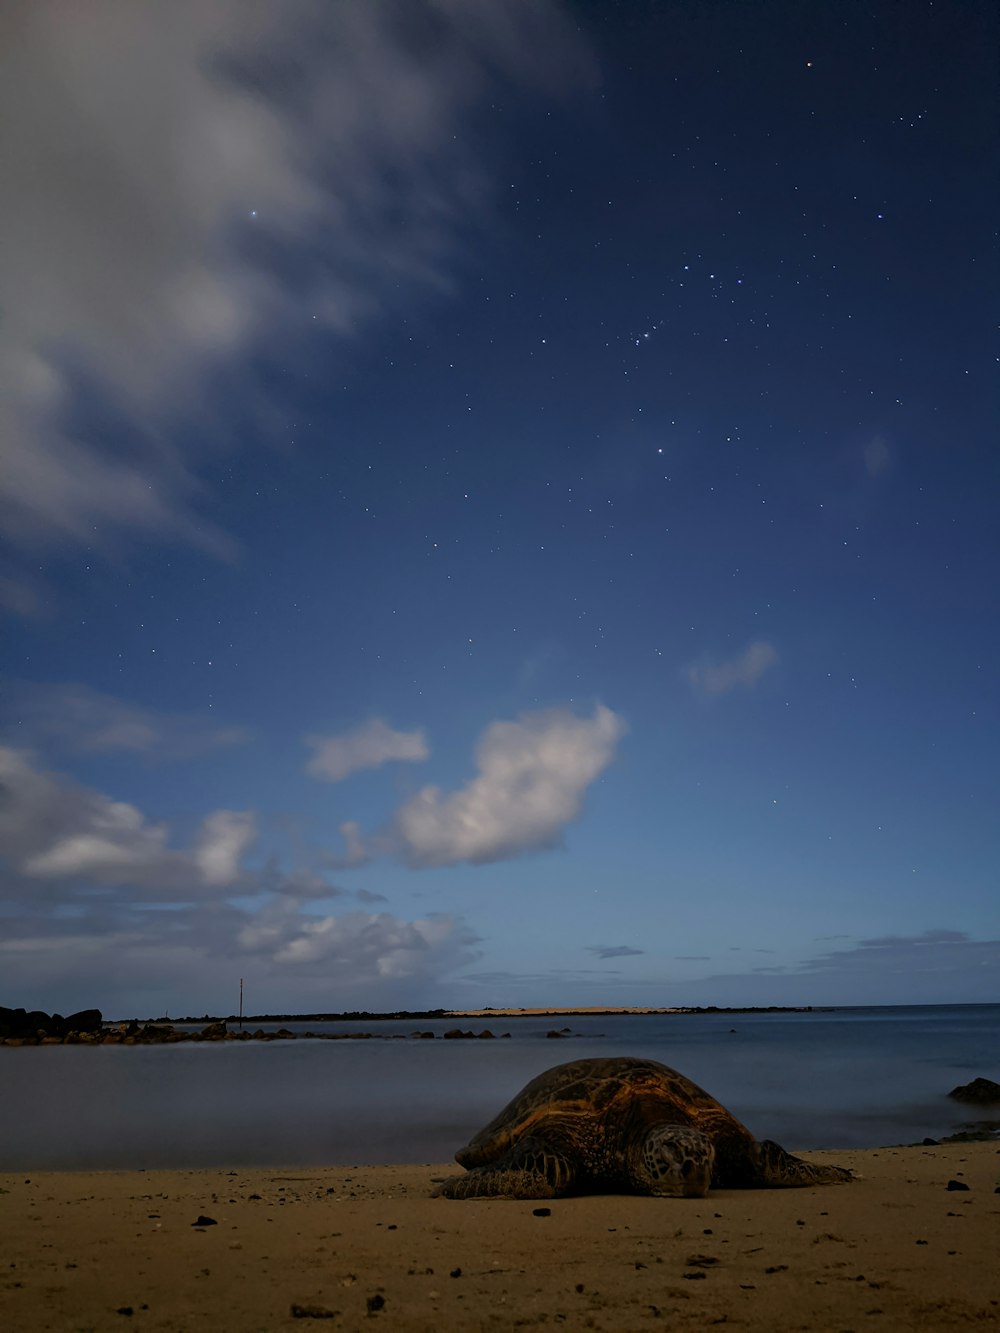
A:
[2, 1143, 997, 1330]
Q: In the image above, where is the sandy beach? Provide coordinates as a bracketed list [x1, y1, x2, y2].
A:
[1, 1142, 997, 1331]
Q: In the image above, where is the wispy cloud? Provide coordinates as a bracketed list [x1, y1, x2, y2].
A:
[677, 930, 1000, 1005]
[688, 640, 778, 695]
[586, 944, 644, 959]
[0, 2, 592, 600]
[799, 929, 998, 975]
[304, 719, 429, 783]
[238, 904, 480, 977]
[3, 681, 248, 760]
[390, 704, 627, 867]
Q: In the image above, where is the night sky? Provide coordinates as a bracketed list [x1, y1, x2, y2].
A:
[1, 0, 997, 1017]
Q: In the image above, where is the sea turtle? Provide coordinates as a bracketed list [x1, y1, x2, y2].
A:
[435, 1056, 853, 1199]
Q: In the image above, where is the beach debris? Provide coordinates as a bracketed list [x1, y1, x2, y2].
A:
[115, 1307, 134, 1317]
[948, 1077, 1000, 1105]
[191, 1214, 218, 1226]
[532, 1207, 552, 1217]
[945, 1179, 970, 1191]
[685, 1254, 720, 1267]
[450, 1267, 462, 1277]
[435, 1056, 854, 1200]
[366, 1293, 386, 1313]
[290, 1303, 336, 1319]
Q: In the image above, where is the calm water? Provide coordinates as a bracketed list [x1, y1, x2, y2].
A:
[1, 1005, 997, 1170]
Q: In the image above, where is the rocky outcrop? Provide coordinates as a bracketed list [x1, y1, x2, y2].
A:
[0, 1005, 104, 1043]
[948, 1077, 1000, 1105]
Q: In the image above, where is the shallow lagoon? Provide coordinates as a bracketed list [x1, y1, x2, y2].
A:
[2, 1005, 996, 1170]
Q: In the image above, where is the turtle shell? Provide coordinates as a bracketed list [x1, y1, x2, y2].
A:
[456, 1056, 758, 1178]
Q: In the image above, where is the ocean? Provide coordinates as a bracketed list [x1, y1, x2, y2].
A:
[1, 1005, 997, 1171]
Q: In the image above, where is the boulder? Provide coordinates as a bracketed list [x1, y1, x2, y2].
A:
[948, 1077, 1000, 1105]
[0, 1004, 103, 1040]
[140, 1023, 174, 1042]
[201, 1021, 228, 1040]
[65, 1008, 103, 1033]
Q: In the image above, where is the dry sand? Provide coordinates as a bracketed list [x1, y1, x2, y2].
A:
[2, 1143, 997, 1331]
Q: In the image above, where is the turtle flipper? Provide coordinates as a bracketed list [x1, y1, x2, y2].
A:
[435, 1136, 577, 1199]
[755, 1140, 853, 1187]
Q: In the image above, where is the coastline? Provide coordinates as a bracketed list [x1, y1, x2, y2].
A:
[0, 1003, 823, 1048]
[3, 1143, 997, 1330]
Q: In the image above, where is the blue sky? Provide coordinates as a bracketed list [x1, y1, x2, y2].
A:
[1, 0, 997, 1017]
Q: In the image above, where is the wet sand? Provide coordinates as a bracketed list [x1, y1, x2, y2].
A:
[1, 1142, 997, 1331]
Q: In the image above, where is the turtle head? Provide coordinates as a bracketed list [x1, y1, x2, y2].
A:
[632, 1124, 715, 1197]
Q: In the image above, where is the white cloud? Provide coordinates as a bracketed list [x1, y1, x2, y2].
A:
[688, 640, 778, 695]
[251, 908, 478, 979]
[3, 681, 248, 759]
[305, 719, 429, 783]
[0, 744, 479, 1008]
[0, 745, 253, 896]
[0, 902, 480, 1014]
[194, 811, 257, 887]
[0, 1, 591, 591]
[390, 704, 626, 867]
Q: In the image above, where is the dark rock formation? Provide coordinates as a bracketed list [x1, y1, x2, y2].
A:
[65, 1008, 103, 1033]
[0, 1005, 104, 1042]
[948, 1077, 1000, 1105]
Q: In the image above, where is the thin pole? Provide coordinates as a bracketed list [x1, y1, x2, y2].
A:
[239, 977, 243, 1031]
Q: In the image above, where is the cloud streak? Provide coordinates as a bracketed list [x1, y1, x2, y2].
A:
[689, 640, 778, 695]
[3, 681, 248, 760]
[0, 1, 592, 594]
[305, 719, 429, 783]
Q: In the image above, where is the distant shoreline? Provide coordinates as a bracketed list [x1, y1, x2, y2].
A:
[2, 1002, 826, 1047]
[131, 1004, 822, 1024]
